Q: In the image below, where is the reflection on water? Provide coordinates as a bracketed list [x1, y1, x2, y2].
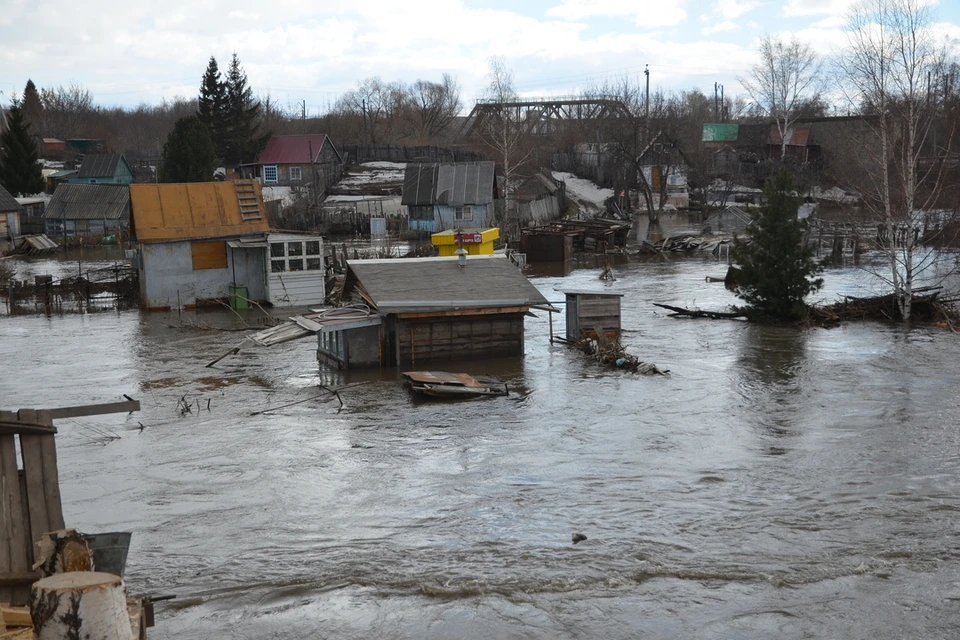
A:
[2, 249, 960, 639]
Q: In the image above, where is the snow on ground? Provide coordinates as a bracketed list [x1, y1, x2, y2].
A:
[333, 161, 406, 194]
[552, 171, 613, 215]
[261, 186, 296, 207]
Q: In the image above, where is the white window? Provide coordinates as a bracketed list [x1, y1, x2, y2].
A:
[263, 165, 278, 183]
[289, 166, 302, 181]
[455, 205, 473, 221]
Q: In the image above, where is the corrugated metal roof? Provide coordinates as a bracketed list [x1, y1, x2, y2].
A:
[401, 161, 495, 206]
[44, 184, 129, 221]
[77, 154, 129, 178]
[768, 126, 811, 146]
[48, 169, 79, 179]
[0, 184, 22, 212]
[344, 254, 549, 314]
[702, 123, 740, 142]
[130, 181, 270, 243]
[256, 135, 332, 165]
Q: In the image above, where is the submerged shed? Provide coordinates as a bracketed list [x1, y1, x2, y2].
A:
[43, 183, 130, 238]
[562, 290, 623, 341]
[324, 254, 553, 369]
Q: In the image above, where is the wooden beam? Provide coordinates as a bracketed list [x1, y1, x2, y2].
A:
[48, 399, 140, 420]
[397, 306, 527, 319]
[0, 573, 41, 588]
[0, 422, 56, 436]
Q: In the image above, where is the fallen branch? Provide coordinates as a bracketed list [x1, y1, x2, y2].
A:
[653, 303, 746, 319]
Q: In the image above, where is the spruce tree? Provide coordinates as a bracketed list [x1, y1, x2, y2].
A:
[0, 99, 45, 196]
[197, 57, 227, 161]
[223, 54, 267, 166]
[732, 168, 823, 321]
[160, 116, 218, 183]
[22, 80, 43, 134]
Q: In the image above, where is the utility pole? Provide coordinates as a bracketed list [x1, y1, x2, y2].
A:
[644, 64, 650, 140]
[301, 99, 306, 121]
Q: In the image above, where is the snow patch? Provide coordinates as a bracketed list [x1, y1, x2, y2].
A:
[552, 171, 614, 215]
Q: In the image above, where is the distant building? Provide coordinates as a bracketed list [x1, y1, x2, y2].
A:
[129, 181, 325, 310]
[0, 185, 22, 253]
[402, 161, 496, 233]
[44, 184, 130, 238]
[703, 206, 752, 235]
[240, 134, 343, 190]
[66, 154, 134, 185]
[14, 197, 47, 235]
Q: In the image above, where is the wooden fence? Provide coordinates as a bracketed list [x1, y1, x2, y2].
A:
[0, 410, 64, 606]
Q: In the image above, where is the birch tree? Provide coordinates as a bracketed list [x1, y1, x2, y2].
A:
[740, 35, 822, 159]
[840, 0, 956, 320]
[475, 57, 536, 241]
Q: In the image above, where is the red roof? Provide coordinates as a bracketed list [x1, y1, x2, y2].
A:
[257, 135, 330, 164]
[768, 126, 810, 146]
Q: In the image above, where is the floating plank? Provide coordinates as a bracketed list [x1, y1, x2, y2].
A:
[48, 399, 140, 420]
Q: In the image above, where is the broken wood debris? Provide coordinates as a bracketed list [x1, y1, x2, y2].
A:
[563, 330, 668, 375]
[638, 234, 734, 256]
[653, 303, 746, 320]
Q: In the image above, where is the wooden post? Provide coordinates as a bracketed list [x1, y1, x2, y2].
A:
[31, 572, 130, 640]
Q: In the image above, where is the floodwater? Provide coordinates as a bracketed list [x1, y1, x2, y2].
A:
[3, 232, 960, 639]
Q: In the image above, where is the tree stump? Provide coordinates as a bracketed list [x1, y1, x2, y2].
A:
[30, 571, 129, 640]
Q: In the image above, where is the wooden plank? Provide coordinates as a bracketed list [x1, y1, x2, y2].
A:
[0, 412, 15, 605]
[0, 604, 31, 627]
[48, 399, 140, 420]
[0, 421, 29, 606]
[36, 412, 63, 532]
[0, 573, 40, 588]
[16, 410, 47, 567]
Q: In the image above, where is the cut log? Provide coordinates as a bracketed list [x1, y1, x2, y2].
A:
[30, 572, 129, 640]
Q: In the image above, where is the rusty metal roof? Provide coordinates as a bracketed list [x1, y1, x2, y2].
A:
[129, 181, 270, 243]
[344, 254, 550, 314]
[256, 135, 338, 165]
[45, 184, 129, 220]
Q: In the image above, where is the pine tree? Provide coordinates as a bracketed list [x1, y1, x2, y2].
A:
[160, 116, 218, 183]
[223, 54, 267, 167]
[22, 80, 43, 134]
[197, 57, 227, 161]
[0, 99, 45, 196]
[732, 168, 823, 321]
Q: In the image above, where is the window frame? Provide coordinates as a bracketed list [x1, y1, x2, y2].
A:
[263, 165, 279, 183]
[289, 166, 302, 182]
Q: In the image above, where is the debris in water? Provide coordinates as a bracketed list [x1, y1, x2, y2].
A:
[572, 533, 587, 544]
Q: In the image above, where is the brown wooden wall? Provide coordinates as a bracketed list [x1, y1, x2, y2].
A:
[567, 294, 621, 340]
[396, 313, 525, 366]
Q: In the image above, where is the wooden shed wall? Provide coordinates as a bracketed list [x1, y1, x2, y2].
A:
[566, 294, 621, 340]
[396, 313, 525, 365]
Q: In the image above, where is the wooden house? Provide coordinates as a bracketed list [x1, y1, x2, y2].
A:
[129, 181, 325, 310]
[320, 254, 552, 369]
[402, 161, 496, 233]
[44, 184, 130, 238]
[0, 185, 22, 253]
[14, 197, 46, 235]
[65, 154, 134, 185]
[240, 134, 343, 190]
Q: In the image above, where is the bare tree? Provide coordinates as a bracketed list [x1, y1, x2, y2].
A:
[740, 35, 822, 159]
[402, 74, 462, 143]
[840, 0, 957, 319]
[39, 84, 94, 140]
[472, 57, 537, 241]
[334, 77, 405, 145]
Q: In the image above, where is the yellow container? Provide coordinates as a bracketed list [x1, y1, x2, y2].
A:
[431, 228, 500, 256]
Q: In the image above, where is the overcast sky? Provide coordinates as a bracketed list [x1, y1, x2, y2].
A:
[1, 0, 958, 114]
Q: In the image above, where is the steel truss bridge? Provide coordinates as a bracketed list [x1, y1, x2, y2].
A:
[459, 96, 634, 138]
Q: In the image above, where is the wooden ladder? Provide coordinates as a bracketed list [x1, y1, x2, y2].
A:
[235, 180, 262, 221]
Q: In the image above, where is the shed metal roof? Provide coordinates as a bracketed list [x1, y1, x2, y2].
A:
[0, 184, 22, 212]
[768, 126, 811, 146]
[77, 154, 129, 179]
[44, 184, 129, 221]
[129, 181, 270, 243]
[344, 254, 550, 314]
[256, 135, 339, 165]
[401, 161, 495, 206]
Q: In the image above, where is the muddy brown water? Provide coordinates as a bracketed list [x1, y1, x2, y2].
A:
[3, 237, 960, 638]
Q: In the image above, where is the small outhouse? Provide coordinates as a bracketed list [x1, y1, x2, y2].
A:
[562, 290, 623, 341]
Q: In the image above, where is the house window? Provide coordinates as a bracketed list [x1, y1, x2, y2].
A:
[289, 166, 302, 181]
[455, 205, 473, 221]
[305, 240, 320, 255]
[270, 242, 285, 258]
[287, 242, 303, 256]
[271, 260, 285, 273]
[289, 259, 304, 271]
[263, 165, 278, 183]
[307, 258, 322, 271]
